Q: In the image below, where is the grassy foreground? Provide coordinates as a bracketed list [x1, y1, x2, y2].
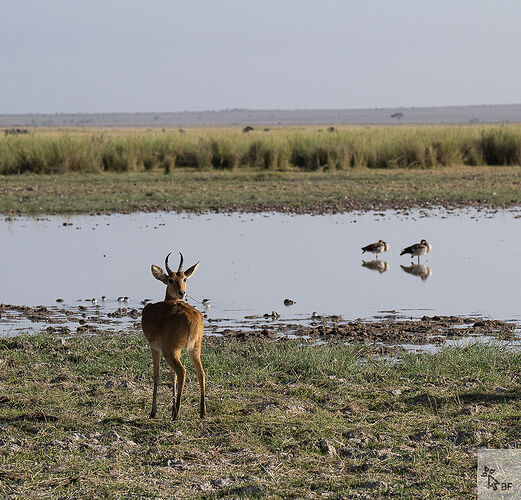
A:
[2, 167, 521, 215]
[1, 333, 521, 498]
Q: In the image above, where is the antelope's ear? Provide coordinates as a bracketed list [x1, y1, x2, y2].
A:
[184, 262, 200, 278]
[151, 265, 169, 284]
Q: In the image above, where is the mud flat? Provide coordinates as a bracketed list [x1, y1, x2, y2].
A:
[2, 303, 518, 354]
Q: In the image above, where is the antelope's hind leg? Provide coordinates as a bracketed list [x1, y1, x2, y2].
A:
[188, 344, 206, 418]
[171, 370, 177, 417]
[149, 347, 161, 418]
[163, 350, 186, 420]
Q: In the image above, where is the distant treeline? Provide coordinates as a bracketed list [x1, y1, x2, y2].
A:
[1, 125, 521, 174]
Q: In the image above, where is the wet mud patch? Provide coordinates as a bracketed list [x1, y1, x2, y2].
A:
[0, 303, 139, 336]
[216, 314, 517, 346]
[1, 303, 518, 350]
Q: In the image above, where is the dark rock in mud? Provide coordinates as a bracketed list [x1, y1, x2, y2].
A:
[421, 315, 470, 323]
[45, 325, 71, 335]
[232, 328, 277, 340]
[76, 325, 101, 334]
[128, 309, 140, 319]
[107, 308, 128, 318]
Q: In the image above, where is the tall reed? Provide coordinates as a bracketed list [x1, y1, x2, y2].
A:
[1, 125, 521, 174]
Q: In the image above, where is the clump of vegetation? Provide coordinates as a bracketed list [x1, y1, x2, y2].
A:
[1, 333, 520, 497]
[2, 125, 521, 174]
[479, 128, 521, 165]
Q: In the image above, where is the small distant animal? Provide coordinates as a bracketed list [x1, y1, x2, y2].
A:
[242, 126, 254, 133]
[283, 298, 295, 306]
[390, 112, 404, 119]
[4, 128, 28, 136]
[327, 126, 336, 133]
[178, 128, 186, 134]
[400, 239, 432, 264]
[141, 252, 205, 420]
[361, 240, 389, 259]
[362, 260, 389, 274]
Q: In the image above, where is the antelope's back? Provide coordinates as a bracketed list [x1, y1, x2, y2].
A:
[141, 300, 203, 346]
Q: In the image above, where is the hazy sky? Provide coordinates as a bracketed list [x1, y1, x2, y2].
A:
[2, 1, 521, 113]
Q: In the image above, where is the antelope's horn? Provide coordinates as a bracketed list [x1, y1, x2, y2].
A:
[178, 252, 184, 273]
[165, 252, 174, 275]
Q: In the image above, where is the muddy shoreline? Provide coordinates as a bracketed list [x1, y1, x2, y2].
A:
[183, 197, 521, 214]
[1, 303, 516, 349]
[135, 200, 521, 217]
[5, 199, 521, 218]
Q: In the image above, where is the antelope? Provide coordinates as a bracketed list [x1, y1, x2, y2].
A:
[400, 239, 432, 264]
[361, 240, 389, 259]
[141, 252, 205, 420]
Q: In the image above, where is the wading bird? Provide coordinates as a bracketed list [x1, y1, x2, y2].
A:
[361, 240, 389, 259]
[141, 252, 205, 420]
[400, 239, 432, 264]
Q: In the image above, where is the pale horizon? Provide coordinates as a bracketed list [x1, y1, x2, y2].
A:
[3, 0, 521, 114]
[3, 102, 521, 117]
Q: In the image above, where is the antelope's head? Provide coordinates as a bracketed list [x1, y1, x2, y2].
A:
[151, 252, 200, 301]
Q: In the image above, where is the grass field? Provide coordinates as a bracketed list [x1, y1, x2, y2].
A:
[2, 167, 521, 215]
[1, 333, 521, 498]
[2, 125, 521, 215]
[2, 125, 521, 175]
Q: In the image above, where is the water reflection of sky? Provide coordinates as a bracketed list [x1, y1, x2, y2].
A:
[2, 209, 521, 324]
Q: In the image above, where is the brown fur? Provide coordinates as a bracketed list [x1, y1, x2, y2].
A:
[141, 255, 205, 420]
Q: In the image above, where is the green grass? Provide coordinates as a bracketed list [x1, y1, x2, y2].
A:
[2, 167, 521, 215]
[1, 333, 521, 498]
[3, 125, 521, 215]
[2, 125, 521, 175]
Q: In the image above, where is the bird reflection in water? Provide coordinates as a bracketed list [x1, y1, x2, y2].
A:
[400, 263, 432, 281]
[362, 260, 390, 274]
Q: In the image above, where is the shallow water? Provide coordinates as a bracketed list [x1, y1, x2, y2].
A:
[2, 208, 521, 336]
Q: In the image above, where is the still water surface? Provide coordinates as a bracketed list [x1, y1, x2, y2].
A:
[2, 209, 521, 334]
